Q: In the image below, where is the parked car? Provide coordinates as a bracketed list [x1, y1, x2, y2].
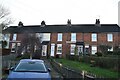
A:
[7, 59, 51, 80]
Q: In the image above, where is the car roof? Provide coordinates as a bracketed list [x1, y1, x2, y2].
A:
[20, 59, 44, 63]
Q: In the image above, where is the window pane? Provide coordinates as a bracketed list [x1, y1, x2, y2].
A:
[108, 47, 113, 51]
[71, 33, 76, 41]
[92, 33, 97, 41]
[57, 44, 62, 54]
[91, 46, 97, 54]
[13, 34, 17, 40]
[107, 34, 113, 42]
[57, 33, 62, 41]
[71, 44, 76, 55]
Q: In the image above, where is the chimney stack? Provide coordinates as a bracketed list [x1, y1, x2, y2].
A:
[95, 19, 100, 24]
[41, 20, 46, 27]
[67, 19, 71, 26]
[95, 19, 101, 27]
[18, 21, 23, 27]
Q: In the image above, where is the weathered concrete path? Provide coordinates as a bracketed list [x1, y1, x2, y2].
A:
[44, 59, 63, 79]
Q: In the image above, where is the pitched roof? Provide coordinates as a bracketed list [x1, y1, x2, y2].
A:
[3, 24, 120, 33]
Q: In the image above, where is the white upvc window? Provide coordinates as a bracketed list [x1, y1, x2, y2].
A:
[57, 33, 62, 41]
[92, 33, 97, 42]
[108, 46, 113, 51]
[70, 44, 76, 55]
[107, 34, 113, 42]
[51, 43, 55, 56]
[71, 33, 76, 41]
[13, 34, 17, 41]
[57, 44, 62, 54]
[91, 45, 97, 54]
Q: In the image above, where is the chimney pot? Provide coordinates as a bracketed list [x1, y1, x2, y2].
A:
[18, 21, 23, 27]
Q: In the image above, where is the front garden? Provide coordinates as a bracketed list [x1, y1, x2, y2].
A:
[55, 57, 119, 78]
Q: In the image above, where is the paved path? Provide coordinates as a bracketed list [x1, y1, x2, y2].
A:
[44, 59, 63, 79]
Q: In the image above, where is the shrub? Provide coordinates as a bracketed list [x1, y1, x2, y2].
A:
[93, 57, 119, 71]
[32, 50, 41, 59]
[21, 53, 30, 59]
[66, 54, 80, 61]
[95, 52, 103, 57]
[66, 54, 119, 71]
[56, 54, 60, 58]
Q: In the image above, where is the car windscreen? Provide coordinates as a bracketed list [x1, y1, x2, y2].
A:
[14, 61, 47, 72]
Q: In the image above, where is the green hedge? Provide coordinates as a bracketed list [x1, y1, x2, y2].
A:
[66, 55, 119, 72]
[93, 57, 119, 71]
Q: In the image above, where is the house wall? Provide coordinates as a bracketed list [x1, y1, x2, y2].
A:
[9, 31, 120, 57]
[50, 32, 120, 57]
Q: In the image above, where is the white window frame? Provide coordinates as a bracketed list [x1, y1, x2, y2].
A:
[51, 43, 55, 56]
[92, 33, 97, 42]
[42, 45, 47, 56]
[57, 33, 62, 41]
[71, 33, 76, 41]
[57, 44, 62, 54]
[13, 34, 17, 41]
[91, 45, 97, 54]
[107, 34, 113, 42]
[70, 44, 76, 55]
[108, 46, 113, 51]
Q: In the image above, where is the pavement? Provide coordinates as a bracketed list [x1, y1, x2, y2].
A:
[44, 59, 63, 79]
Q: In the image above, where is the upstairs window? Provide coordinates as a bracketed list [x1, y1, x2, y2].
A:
[13, 34, 17, 41]
[107, 34, 113, 42]
[71, 33, 76, 41]
[57, 33, 62, 41]
[92, 33, 97, 42]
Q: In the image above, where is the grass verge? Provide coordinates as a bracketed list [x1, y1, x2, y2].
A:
[55, 58, 119, 78]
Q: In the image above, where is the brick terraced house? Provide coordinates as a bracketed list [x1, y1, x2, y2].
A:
[3, 19, 120, 57]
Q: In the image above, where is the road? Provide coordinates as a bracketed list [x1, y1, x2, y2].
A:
[2, 55, 63, 79]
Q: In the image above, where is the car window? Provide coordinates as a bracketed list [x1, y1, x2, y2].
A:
[14, 62, 47, 72]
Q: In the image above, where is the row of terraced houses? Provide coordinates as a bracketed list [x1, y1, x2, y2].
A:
[3, 19, 120, 57]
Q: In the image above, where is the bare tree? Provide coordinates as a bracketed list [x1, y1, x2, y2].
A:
[19, 33, 42, 59]
[0, 5, 13, 30]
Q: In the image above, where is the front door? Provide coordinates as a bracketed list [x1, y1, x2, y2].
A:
[42, 45, 47, 56]
[50, 44, 55, 57]
[77, 45, 83, 55]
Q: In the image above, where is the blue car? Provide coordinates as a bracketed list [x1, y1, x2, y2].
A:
[7, 59, 51, 80]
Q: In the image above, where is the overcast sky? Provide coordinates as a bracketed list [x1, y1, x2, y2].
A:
[0, 0, 119, 25]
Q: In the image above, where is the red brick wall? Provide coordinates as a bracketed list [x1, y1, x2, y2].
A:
[62, 33, 71, 57]
[50, 33, 57, 43]
[113, 32, 119, 46]
[98, 33, 107, 44]
[119, 32, 120, 46]
[76, 33, 83, 41]
[17, 34, 25, 41]
[83, 33, 91, 44]
[50, 32, 119, 57]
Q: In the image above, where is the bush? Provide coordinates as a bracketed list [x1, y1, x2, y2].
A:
[32, 50, 41, 59]
[22, 53, 30, 59]
[56, 54, 60, 58]
[67, 54, 119, 71]
[95, 52, 103, 57]
[93, 57, 119, 71]
[66, 54, 79, 61]
[2, 48, 11, 55]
